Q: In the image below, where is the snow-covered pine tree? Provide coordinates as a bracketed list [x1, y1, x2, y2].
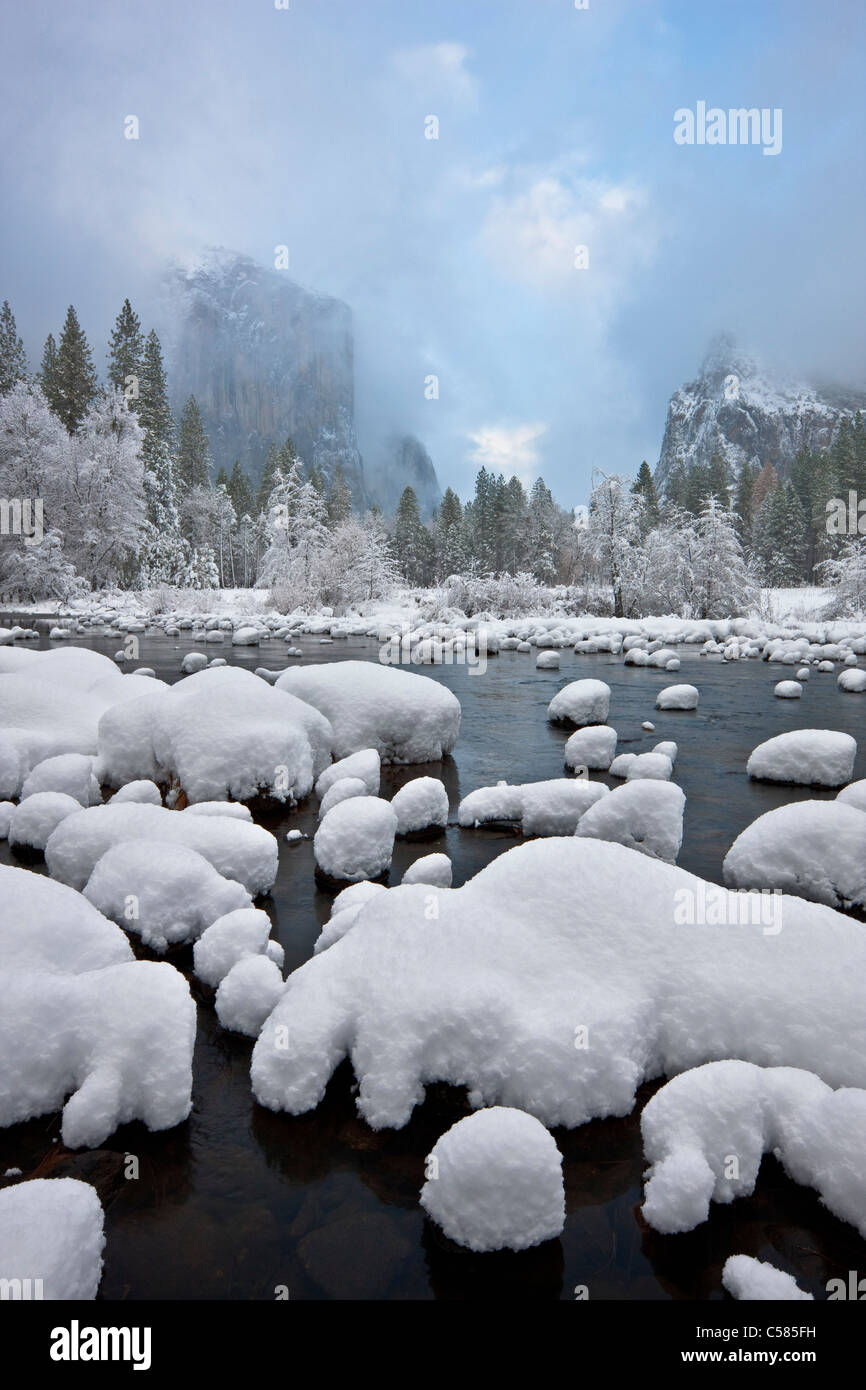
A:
[434, 486, 466, 578]
[752, 481, 807, 586]
[106, 299, 144, 407]
[818, 538, 866, 616]
[50, 306, 98, 432]
[137, 329, 187, 584]
[227, 460, 255, 523]
[692, 498, 755, 618]
[586, 473, 645, 617]
[65, 390, 147, 588]
[632, 460, 660, 531]
[326, 464, 352, 526]
[176, 395, 212, 496]
[0, 301, 28, 393]
[527, 477, 558, 584]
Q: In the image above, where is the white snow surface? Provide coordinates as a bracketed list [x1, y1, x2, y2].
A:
[575, 780, 686, 863]
[215, 956, 285, 1037]
[402, 853, 452, 888]
[547, 679, 611, 727]
[458, 778, 607, 836]
[722, 1256, 813, 1302]
[723, 800, 866, 910]
[837, 779, 866, 811]
[746, 729, 856, 787]
[314, 796, 398, 881]
[277, 661, 461, 763]
[315, 748, 381, 798]
[318, 776, 369, 819]
[20, 753, 101, 807]
[563, 725, 617, 771]
[108, 779, 163, 806]
[390, 777, 449, 834]
[641, 1060, 866, 1239]
[251, 839, 866, 1131]
[0, 1178, 105, 1300]
[8, 791, 83, 851]
[193, 907, 281, 988]
[45, 802, 278, 896]
[0, 863, 133, 976]
[419, 1108, 565, 1252]
[655, 684, 699, 710]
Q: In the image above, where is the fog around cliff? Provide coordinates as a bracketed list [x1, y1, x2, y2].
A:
[1, 0, 865, 504]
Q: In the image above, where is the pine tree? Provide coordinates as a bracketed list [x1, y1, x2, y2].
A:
[52, 306, 98, 431]
[326, 465, 352, 526]
[0, 301, 27, 393]
[393, 486, 431, 584]
[176, 395, 211, 494]
[107, 298, 144, 406]
[434, 486, 466, 577]
[137, 330, 186, 582]
[706, 451, 730, 506]
[37, 334, 59, 407]
[528, 477, 557, 582]
[752, 460, 779, 516]
[500, 475, 528, 572]
[227, 461, 255, 521]
[632, 461, 660, 531]
[663, 459, 689, 513]
[684, 462, 710, 515]
[733, 461, 756, 545]
[752, 480, 807, 585]
[307, 462, 326, 496]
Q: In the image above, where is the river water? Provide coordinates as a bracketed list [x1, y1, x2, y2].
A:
[1, 630, 864, 1300]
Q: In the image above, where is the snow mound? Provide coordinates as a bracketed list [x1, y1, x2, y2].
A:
[0, 1178, 105, 1299]
[609, 751, 673, 781]
[419, 1108, 565, 1252]
[746, 729, 856, 787]
[391, 777, 449, 834]
[313, 797, 398, 882]
[96, 666, 333, 804]
[251, 839, 866, 1131]
[0, 864, 133, 975]
[655, 684, 699, 710]
[45, 802, 278, 896]
[215, 956, 285, 1037]
[837, 779, 866, 812]
[838, 667, 866, 693]
[1, 959, 195, 1147]
[277, 661, 461, 763]
[402, 853, 452, 888]
[20, 754, 101, 807]
[458, 778, 607, 836]
[8, 791, 83, 851]
[547, 679, 611, 727]
[83, 840, 252, 952]
[318, 777, 368, 819]
[723, 801, 866, 910]
[576, 780, 685, 863]
[109, 779, 162, 806]
[563, 725, 617, 771]
[722, 1256, 813, 1302]
[193, 907, 281, 987]
[641, 1060, 866, 1239]
[315, 748, 381, 798]
[535, 650, 560, 670]
[774, 680, 802, 699]
[182, 800, 253, 820]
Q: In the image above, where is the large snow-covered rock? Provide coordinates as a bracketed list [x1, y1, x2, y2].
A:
[837, 779, 866, 812]
[402, 853, 452, 888]
[547, 679, 611, 727]
[8, 791, 83, 852]
[215, 956, 285, 1037]
[83, 840, 252, 952]
[838, 667, 866, 693]
[723, 801, 866, 910]
[391, 777, 449, 834]
[193, 907, 283, 988]
[0, 864, 133, 975]
[0, 1178, 105, 1300]
[96, 666, 333, 804]
[608, 751, 673, 782]
[315, 748, 381, 798]
[318, 776, 368, 819]
[722, 1256, 813, 1302]
[20, 753, 101, 807]
[45, 802, 278, 896]
[251, 839, 866, 1131]
[563, 725, 617, 771]
[746, 729, 856, 787]
[313, 797, 398, 882]
[276, 661, 460, 763]
[641, 1060, 866, 1239]
[655, 684, 699, 711]
[575, 780, 685, 863]
[419, 1108, 565, 1252]
[458, 778, 607, 836]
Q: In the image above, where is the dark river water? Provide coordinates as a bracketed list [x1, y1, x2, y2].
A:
[2, 629, 865, 1300]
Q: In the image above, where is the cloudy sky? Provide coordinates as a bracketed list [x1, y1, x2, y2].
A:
[2, 0, 865, 504]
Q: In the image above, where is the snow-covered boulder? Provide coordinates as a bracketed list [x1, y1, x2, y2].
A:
[722, 1256, 813, 1302]
[535, 650, 560, 670]
[391, 777, 449, 834]
[8, 791, 82, 852]
[82, 840, 252, 952]
[746, 729, 856, 787]
[277, 661, 461, 763]
[318, 776, 369, 819]
[215, 956, 285, 1037]
[837, 779, 866, 812]
[655, 684, 699, 711]
[313, 797, 398, 882]
[402, 853, 452, 888]
[458, 778, 607, 836]
[640, 1060, 866, 1239]
[723, 801, 866, 910]
[251, 839, 866, 1131]
[575, 780, 685, 863]
[315, 748, 381, 799]
[838, 667, 866, 693]
[547, 679, 611, 728]
[109, 779, 162, 805]
[45, 802, 278, 896]
[180, 651, 208, 674]
[774, 680, 802, 699]
[420, 1108, 565, 1252]
[193, 907, 282, 988]
[182, 800, 253, 820]
[0, 1179, 105, 1299]
[609, 751, 673, 781]
[96, 666, 333, 805]
[563, 725, 617, 771]
[20, 753, 101, 807]
[0, 864, 133, 975]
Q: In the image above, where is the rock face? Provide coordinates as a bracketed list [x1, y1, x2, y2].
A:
[655, 333, 866, 491]
[367, 434, 442, 520]
[156, 248, 365, 501]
